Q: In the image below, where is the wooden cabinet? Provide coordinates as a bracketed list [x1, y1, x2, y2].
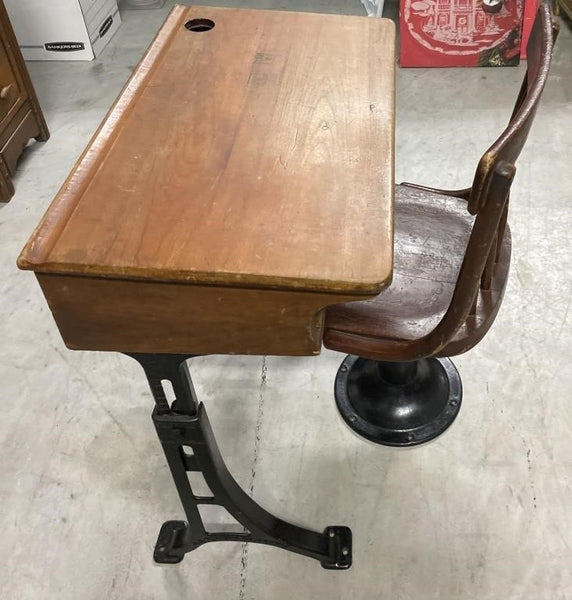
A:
[0, 0, 49, 203]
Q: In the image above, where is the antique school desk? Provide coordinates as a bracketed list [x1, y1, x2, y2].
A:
[19, 6, 395, 569]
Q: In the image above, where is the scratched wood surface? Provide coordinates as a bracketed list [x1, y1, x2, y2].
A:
[18, 5, 395, 295]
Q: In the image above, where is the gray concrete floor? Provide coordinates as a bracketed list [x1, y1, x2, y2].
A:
[1, 1, 571, 598]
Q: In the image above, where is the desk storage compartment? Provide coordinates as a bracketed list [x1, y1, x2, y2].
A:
[35, 274, 343, 356]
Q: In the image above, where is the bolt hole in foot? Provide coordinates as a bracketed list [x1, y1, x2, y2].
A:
[185, 18, 215, 32]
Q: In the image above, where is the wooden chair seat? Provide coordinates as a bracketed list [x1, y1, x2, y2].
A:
[324, 184, 512, 361]
[322, 2, 557, 446]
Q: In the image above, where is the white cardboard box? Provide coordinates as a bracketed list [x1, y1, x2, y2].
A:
[5, 0, 121, 61]
[360, 0, 385, 17]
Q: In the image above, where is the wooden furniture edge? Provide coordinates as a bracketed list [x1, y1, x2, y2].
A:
[21, 262, 393, 296]
[16, 5, 187, 269]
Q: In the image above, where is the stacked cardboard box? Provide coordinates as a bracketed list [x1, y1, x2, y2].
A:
[5, 0, 121, 61]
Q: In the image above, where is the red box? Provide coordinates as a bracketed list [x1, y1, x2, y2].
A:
[400, 0, 525, 67]
[520, 0, 540, 58]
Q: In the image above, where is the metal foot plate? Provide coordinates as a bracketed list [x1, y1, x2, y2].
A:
[321, 526, 352, 570]
[154, 520, 189, 564]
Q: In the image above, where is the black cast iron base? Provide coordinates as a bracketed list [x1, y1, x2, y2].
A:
[128, 353, 352, 570]
[334, 356, 462, 447]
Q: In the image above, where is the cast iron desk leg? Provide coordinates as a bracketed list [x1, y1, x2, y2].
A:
[127, 354, 352, 569]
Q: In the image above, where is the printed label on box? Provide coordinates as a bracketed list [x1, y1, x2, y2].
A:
[44, 42, 86, 52]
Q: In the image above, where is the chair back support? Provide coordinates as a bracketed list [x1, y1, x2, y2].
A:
[469, 2, 558, 215]
[409, 3, 557, 358]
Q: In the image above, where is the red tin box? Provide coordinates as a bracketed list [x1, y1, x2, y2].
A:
[400, 0, 525, 67]
[521, 0, 540, 58]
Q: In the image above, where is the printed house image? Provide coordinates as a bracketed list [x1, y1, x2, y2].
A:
[400, 0, 524, 66]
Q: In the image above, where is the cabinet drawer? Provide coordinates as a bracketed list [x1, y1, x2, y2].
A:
[0, 37, 25, 126]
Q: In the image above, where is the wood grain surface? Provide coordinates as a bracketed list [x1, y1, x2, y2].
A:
[19, 5, 395, 295]
[37, 273, 360, 355]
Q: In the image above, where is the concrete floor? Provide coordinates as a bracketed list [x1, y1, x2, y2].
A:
[1, 1, 571, 598]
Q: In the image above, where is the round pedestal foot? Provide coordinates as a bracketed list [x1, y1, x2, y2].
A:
[334, 356, 462, 447]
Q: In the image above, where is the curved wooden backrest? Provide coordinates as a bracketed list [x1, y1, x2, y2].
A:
[405, 3, 557, 358]
[468, 2, 558, 215]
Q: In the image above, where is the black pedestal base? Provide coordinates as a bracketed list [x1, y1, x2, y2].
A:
[334, 356, 462, 447]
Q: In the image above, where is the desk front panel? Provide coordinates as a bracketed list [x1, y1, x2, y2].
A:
[37, 273, 366, 355]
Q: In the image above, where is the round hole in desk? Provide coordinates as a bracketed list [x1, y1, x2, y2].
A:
[185, 18, 215, 32]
